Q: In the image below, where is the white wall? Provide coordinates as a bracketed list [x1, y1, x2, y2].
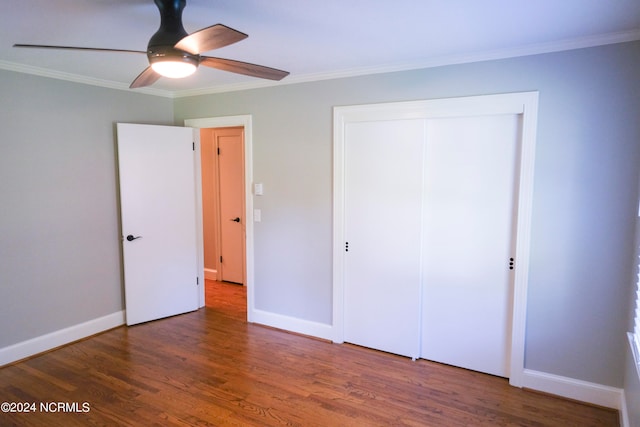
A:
[0, 71, 174, 349]
[174, 41, 640, 389]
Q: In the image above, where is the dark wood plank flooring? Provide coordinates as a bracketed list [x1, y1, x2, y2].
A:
[0, 280, 619, 426]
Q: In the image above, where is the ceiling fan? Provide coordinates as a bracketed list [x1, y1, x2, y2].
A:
[13, 0, 289, 89]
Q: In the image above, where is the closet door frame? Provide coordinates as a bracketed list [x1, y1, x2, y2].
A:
[332, 91, 539, 388]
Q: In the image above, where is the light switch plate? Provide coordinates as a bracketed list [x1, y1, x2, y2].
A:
[254, 209, 261, 222]
[254, 183, 263, 196]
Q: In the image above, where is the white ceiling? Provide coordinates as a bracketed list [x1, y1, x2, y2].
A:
[2, 0, 639, 97]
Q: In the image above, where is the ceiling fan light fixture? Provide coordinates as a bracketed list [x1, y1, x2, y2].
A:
[151, 59, 197, 78]
[148, 48, 199, 78]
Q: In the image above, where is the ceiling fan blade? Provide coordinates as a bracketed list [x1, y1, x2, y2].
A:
[13, 44, 146, 54]
[200, 57, 289, 81]
[174, 24, 247, 55]
[130, 67, 162, 89]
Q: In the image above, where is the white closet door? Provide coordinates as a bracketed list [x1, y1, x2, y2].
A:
[343, 119, 424, 358]
[420, 114, 520, 377]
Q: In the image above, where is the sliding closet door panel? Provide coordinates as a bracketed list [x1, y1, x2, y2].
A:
[421, 114, 519, 377]
[344, 119, 424, 358]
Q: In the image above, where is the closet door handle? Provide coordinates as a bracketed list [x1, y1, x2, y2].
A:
[231, 217, 241, 223]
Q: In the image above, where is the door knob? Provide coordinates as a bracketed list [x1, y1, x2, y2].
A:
[126, 235, 142, 241]
[231, 217, 241, 223]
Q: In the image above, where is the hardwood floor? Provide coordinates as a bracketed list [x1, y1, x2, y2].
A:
[0, 280, 619, 426]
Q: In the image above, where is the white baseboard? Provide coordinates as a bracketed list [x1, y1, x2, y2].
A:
[248, 309, 626, 413]
[3, 307, 627, 420]
[0, 311, 125, 367]
[522, 368, 623, 410]
[250, 308, 333, 341]
[204, 268, 217, 280]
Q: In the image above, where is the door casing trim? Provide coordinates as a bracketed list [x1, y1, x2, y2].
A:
[185, 115, 255, 322]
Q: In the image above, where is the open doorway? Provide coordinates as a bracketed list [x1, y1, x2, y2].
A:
[184, 115, 255, 322]
[200, 126, 247, 315]
[204, 280, 247, 320]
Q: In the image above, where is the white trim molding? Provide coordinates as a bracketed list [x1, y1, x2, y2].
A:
[174, 29, 640, 98]
[629, 332, 640, 380]
[0, 60, 173, 97]
[0, 311, 125, 367]
[204, 268, 218, 281]
[2, 29, 638, 98]
[522, 369, 624, 410]
[251, 309, 334, 342]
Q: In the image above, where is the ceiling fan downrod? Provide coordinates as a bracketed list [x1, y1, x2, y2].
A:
[148, 0, 189, 48]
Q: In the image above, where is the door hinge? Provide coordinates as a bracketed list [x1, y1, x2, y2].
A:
[509, 257, 515, 270]
[345, 241, 349, 252]
[217, 147, 220, 155]
[192, 142, 195, 151]
[220, 256, 223, 263]
[197, 277, 199, 285]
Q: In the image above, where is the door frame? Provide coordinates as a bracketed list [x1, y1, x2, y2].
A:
[185, 115, 254, 322]
[332, 92, 539, 388]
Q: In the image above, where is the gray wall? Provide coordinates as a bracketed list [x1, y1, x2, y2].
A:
[0, 71, 174, 347]
[1, 40, 638, 398]
[174, 41, 640, 388]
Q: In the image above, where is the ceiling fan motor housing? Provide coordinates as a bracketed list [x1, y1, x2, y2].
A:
[147, 0, 198, 67]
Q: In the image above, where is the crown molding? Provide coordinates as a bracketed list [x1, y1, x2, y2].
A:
[0, 60, 173, 98]
[1, 29, 639, 99]
[171, 29, 640, 97]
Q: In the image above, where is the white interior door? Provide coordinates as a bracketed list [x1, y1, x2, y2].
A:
[117, 123, 199, 326]
[343, 119, 424, 358]
[217, 127, 245, 284]
[420, 114, 520, 377]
